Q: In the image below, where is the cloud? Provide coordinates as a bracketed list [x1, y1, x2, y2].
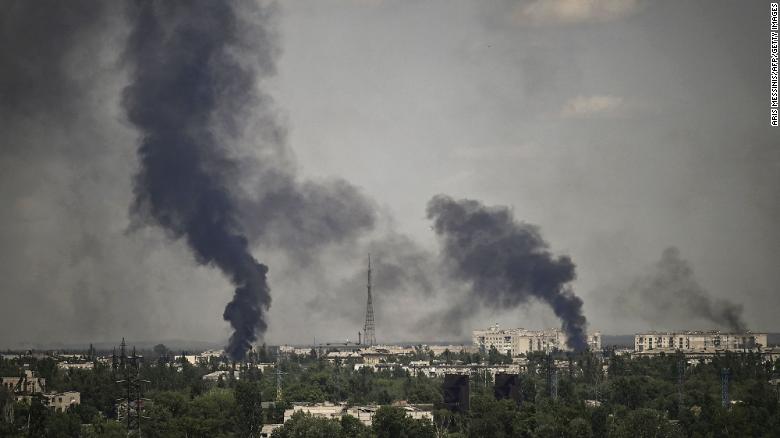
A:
[513, 0, 640, 26]
[560, 94, 624, 117]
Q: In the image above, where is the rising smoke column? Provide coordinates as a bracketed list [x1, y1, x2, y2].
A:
[427, 195, 588, 351]
[122, 0, 272, 360]
[620, 247, 746, 331]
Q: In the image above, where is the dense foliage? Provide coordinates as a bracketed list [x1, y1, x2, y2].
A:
[0, 347, 779, 437]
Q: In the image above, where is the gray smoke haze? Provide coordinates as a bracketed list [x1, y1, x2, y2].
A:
[0, 0, 107, 123]
[427, 195, 588, 351]
[121, 1, 379, 359]
[1, 1, 777, 347]
[615, 247, 746, 332]
[239, 174, 376, 265]
[123, 0, 278, 360]
[303, 231, 438, 340]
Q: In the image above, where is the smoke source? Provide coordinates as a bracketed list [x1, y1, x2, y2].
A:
[122, 0, 272, 360]
[427, 195, 588, 351]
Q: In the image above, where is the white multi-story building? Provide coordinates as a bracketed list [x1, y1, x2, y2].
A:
[472, 324, 601, 356]
[634, 331, 767, 353]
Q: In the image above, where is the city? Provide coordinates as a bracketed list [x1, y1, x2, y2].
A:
[2, 0, 778, 437]
[1, 320, 778, 436]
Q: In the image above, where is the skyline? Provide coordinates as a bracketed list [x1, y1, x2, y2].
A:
[1, 0, 778, 349]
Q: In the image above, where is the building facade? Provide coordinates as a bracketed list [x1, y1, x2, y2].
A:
[46, 391, 80, 412]
[634, 331, 768, 353]
[0, 370, 45, 394]
[472, 324, 602, 356]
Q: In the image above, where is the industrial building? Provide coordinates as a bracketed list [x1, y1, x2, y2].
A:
[634, 330, 768, 353]
[472, 324, 602, 356]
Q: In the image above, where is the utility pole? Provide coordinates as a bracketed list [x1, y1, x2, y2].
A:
[275, 357, 287, 402]
[721, 368, 730, 408]
[115, 341, 149, 437]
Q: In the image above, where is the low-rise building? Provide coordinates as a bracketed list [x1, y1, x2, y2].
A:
[284, 403, 345, 422]
[260, 424, 282, 437]
[284, 402, 432, 426]
[57, 362, 94, 371]
[428, 345, 476, 356]
[0, 370, 45, 395]
[360, 349, 391, 365]
[324, 351, 363, 363]
[403, 362, 524, 379]
[202, 370, 238, 382]
[45, 391, 80, 412]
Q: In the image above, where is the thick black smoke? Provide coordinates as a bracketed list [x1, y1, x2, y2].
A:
[0, 0, 106, 123]
[427, 195, 588, 351]
[618, 247, 746, 332]
[122, 1, 273, 360]
[239, 174, 376, 265]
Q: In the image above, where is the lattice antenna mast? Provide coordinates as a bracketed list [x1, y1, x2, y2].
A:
[363, 254, 376, 346]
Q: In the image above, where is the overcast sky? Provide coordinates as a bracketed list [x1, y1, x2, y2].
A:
[1, 0, 777, 348]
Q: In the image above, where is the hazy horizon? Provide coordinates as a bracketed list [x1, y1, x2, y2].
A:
[1, 0, 778, 349]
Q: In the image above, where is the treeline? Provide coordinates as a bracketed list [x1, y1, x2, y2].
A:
[1, 349, 779, 437]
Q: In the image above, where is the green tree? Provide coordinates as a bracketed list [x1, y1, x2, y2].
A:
[271, 411, 342, 437]
[235, 380, 263, 437]
[340, 414, 371, 438]
[609, 408, 684, 438]
[373, 406, 435, 438]
[567, 417, 592, 438]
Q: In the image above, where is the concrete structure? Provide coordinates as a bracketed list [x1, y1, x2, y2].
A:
[324, 351, 362, 363]
[202, 370, 238, 382]
[472, 324, 602, 355]
[634, 331, 767, 353]
[45, 391, 80, 412]
[0, 370, 45, 394]
[404, 362, 524, 379]
[360, 349, 390, 365]
[57, 362, 94, 371]
[260, 424, 282, 437]
[427, 344, 476, 356]
[284, 402, 432, 426]
[173, 349, 225, 366]
[284, 403, 345, 422]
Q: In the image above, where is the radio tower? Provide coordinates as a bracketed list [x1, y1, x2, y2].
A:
[363, 254, 376, 346]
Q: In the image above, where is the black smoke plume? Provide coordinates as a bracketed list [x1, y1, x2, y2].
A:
[427, 195, 588, 351]
[619, 247, 746, 331]
[122, 1, 272, 360]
